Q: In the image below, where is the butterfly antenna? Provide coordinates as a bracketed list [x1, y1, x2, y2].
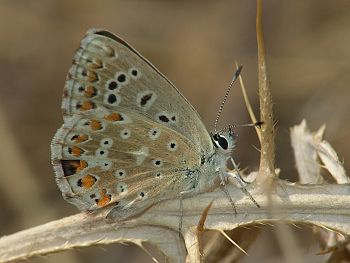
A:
[214, 65, 243, 132]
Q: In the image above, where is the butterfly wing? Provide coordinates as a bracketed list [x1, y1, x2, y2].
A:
[51, 29, 213, 216]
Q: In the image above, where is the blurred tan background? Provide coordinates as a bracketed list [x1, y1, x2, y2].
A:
[0, 1, 349, 262]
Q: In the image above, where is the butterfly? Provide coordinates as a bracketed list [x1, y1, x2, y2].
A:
[51, 28, 245, 220]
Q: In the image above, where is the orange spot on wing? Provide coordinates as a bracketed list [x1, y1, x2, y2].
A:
[62, 160, 87, 174]
[77, 160, 88, 171]
[97, 189, 111, 207]
[81, 175, 97, 189]
[72, 134, 89, 143]
[70, 146, 84, 157]
[104, 113, 123, 121]
[90, 119, 102, 130]
[84, 86, 97, 98]
[89, 58, 103, 69]
[87, 71, 98, 82]
[81, 100, 95, 110]
[61, 160, 85, 176]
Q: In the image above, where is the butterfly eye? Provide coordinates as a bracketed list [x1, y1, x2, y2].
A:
[213, 134, 228, 150]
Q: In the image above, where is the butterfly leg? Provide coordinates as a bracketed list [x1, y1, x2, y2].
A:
[227, 156, 260, 208]
[220, 185, 237, 215]
[178, 185, 201, 233]
[178, 189, 192, 233]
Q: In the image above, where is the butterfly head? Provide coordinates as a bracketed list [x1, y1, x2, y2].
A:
[211, 125, 236, 155]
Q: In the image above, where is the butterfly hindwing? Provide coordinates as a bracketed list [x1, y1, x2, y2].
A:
[52, 109, 200, 212]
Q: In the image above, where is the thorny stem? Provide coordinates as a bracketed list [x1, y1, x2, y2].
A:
[0, 182, 349, 263]
[256, 0, 276, 183]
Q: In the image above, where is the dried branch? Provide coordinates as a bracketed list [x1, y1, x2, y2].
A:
[256, 0, 276, 183]
[0, 180, 349, 263]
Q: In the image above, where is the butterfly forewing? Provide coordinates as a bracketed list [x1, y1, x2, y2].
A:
[52, 29, 213, 216]
[62, 29, 212, 152]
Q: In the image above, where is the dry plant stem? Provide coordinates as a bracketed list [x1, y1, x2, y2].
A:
[255, 2, 308, 262]
[188, 201, 213, 263]
[1, 181, 349, 263]
[256, 0, 276, 182]
[236, 62, 262, 143]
